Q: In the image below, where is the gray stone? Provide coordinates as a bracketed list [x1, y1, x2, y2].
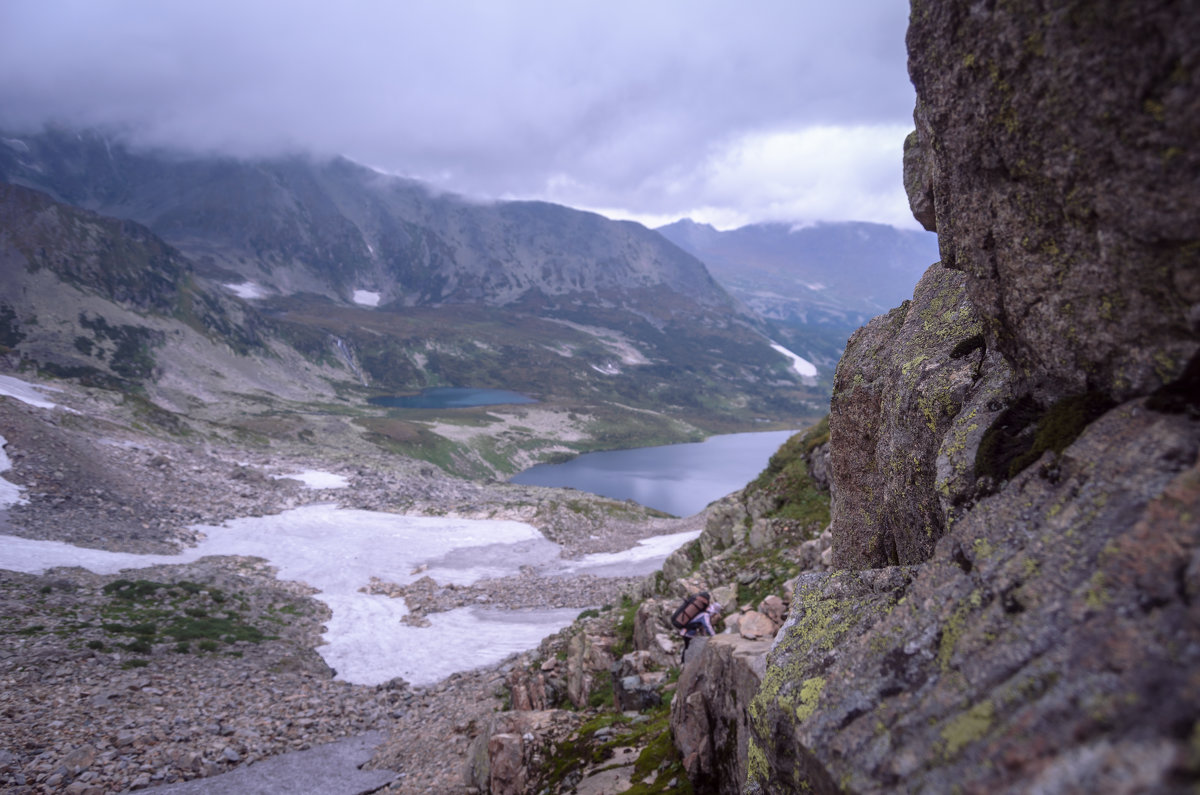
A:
[737, 610, 776, 641]
[907, 0, 1199, 403]
[829, 263, 984, 567]
[149, 732, 395, 795]
[671, 634, 771, 794]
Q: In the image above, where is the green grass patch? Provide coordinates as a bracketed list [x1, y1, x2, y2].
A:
[612, 595, 638, 657]
[98, 578, 272, 658]
[747, 416, 831, 527]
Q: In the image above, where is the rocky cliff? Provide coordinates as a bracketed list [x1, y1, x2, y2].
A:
[746, 2, 1199, 793]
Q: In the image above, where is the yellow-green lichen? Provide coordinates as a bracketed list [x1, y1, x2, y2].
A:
[795, 677, 827, 723]
[1084, 571, 1110, 609]
[941, 700, 995, 758]
[747, 735, 769, 783]
[973, 538, 996, 560]
[937, 595, 981, 672]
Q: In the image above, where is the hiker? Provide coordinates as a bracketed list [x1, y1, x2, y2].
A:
[679, 600, 722, 662]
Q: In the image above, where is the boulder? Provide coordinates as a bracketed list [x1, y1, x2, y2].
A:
[671, 634, 772, 794]
[902, 129, 937, 233]
[829, 263, 986, 567]
[506, 666, 547, 711]
[632, 599, 677, 669]
[711, 584, 738, 613]
[907, 0, 1199, 403]
[723, 613, 741, 636]
[747, 406, 1200, 793]
[757, 595, 786, 627]
[749, 2, 1200, 792]
[566, 632, 614, 709]
[465, 710, 580, 794]
[698, 496, 745, 557]
[613, 671, 667, 712]
[737, 610, 777, 641]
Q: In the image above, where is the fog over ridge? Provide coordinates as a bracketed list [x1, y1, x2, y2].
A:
[0, 0, 919, 228]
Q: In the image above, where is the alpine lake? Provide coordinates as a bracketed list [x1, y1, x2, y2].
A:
[369, 388, 797, 517]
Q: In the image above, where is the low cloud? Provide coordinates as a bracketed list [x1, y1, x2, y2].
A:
[0, 0, 918, 228]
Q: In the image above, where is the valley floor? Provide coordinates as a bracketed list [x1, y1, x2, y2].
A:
[0, 374, 708, 793]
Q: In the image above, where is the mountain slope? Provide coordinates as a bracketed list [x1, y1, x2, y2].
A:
[0, 133, 831, 473]
[0, 130, 735, 324]
[0, 181, 349, 412]
[657, 218, 939, 329]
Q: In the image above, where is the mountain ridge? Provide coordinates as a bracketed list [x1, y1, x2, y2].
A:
[656, 216, 938, 329]
[0, 130, 737, 324]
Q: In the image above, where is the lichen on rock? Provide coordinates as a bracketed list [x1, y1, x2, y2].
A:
[748, 1, 1200, 791]
[829, 263, 986, 568]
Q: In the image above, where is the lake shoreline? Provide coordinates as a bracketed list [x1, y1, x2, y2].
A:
[509, 428, 802, 517]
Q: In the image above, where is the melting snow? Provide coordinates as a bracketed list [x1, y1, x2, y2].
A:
[0, 435, 26, 509]
[0, 374, 74, 411]
[564, 529, 702, 578]
[0, 504, 696, 686]
[352, 290, 381, 307]
[271, 470, 350, 489]
[769, 342, 818, 378]
[223, 282, 269, 300]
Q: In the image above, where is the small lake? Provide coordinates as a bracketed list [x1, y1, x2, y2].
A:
[510, 429, 799, 517]
[368, 387, 536, 409]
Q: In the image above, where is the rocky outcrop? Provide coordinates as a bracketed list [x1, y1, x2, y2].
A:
[750, 406, 1200, 793]
[908, 0, 1199, 403]
[671, 634, 773, 794]
[749, 2, 1200, 792]
[829, 263, 992, 567]
[465, 710, 581, 795]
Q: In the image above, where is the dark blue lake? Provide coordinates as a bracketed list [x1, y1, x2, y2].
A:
[368, 387, 537, 409]
[510, 429, 799, 517]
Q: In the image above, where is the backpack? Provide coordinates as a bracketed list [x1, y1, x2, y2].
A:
[670, 591, 711, 629]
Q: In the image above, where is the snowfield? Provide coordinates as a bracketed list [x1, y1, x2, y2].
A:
[0, 373, 73, 411]
[222, 281, 270, 299]
[770, 342, 819, 377]
[0, 503, 691, 686]
[1, 434, 26, 508]
[0, 372, 698, 685]
[270, 470, 351, 489]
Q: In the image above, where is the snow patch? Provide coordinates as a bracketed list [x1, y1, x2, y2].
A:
[0, 504, 588, 686]
[564, 529, 702, 578]
[271, 470, 350, 489]
[590, 362, 622, 375]
[224, 282, 269, 300]
[769, 342, 818, 377]
[352, 290, 381, 307]
[0, 374, 73, 411]
[0, 434, 27, 509]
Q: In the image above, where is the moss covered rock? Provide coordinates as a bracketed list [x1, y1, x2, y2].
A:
[829, 263, 985, 568]
[748, 404, 1200, 793]
[907, 0, 1199, 403]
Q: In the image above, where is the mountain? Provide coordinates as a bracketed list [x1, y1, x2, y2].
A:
[0, 180, 354, 416]
[0, 130, 829, 472]
[657, 218, 939, 329]
[0, 130, 732, 321]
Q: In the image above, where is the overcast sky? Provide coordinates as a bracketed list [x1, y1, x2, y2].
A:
[0, 1, 918, 229]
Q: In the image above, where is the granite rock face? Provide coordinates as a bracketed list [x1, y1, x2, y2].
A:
[671, 634, 773, 795]
[749, 2, 1200, 792]
[829, 263, 989, 567]
[750, 406, 1200, 793]
[908, 0, 1199, 402]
